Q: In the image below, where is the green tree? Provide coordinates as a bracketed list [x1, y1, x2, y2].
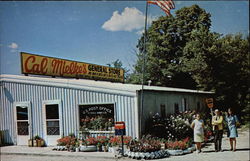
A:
[131, 5, 211, 89]
[129, 4, 249, 120]
[183, 31, 249, 116]
[107, 59, 130, 81]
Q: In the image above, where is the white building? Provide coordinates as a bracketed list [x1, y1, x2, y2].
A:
[0, 74, 213, 146]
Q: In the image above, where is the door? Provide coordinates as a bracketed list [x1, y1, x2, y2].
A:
[43, 100, 62, 146]
[14, 102, 31, 145]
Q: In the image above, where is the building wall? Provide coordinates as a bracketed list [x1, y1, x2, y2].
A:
[0, 81, 137, 144]
[139, 90, 211, 135]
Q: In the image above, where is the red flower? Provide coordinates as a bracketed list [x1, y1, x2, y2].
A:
[85, 136, 97, 145]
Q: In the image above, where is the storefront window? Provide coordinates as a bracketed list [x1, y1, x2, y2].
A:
[79, 104, 114, 131]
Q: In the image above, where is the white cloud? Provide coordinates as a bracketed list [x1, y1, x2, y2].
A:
[102, 7, 149, 32]
[8, 42, 19, 52]
[136, 29, 144, 35]
[8, 42, 18, 49]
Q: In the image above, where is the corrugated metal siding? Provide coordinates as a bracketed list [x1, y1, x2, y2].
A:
[0, 81, 137, 144]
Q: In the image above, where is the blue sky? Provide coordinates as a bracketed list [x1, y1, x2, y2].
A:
[0, 1, 249, 75]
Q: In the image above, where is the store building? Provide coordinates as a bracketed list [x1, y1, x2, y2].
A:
[0, 74, 213, 146]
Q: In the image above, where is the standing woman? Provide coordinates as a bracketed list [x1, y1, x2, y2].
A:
[191, 113, 204, 153]
[225, 108, 240, 151]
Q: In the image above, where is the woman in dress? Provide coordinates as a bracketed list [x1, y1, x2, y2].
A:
[225, 108, 239, 151]
[191, 113, 204, 153]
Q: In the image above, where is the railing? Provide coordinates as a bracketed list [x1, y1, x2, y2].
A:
[78, 130, 115, 139]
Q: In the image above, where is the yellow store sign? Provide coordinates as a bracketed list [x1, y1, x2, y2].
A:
[21, 52, 124, 82]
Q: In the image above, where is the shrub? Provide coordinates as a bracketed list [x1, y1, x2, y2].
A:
[57, 136, 76, 146]
[146, 112, 194, 140]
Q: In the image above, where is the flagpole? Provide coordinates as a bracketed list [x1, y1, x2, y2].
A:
[140, 1, 148, 138]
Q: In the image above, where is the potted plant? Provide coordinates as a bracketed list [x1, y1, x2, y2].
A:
[34, 135, 45, 147]
[96, 136, 108, 152]
[108, 136, 120, 153]
[75, 141, 80, 152]
[80, 137, 97, 152]
[57, 136, 76, 151]
[103, 142, 108, 152]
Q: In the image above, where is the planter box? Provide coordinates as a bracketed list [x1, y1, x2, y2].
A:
[80, 145, 97, 152]
[36, 139, 45, 147]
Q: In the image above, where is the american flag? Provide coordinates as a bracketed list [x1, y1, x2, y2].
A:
[148, 0, 175, 16]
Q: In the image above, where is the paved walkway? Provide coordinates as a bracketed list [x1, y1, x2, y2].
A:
[0, 146, 116, 159]
[1, 128, 249, 161]
[155, 128, 250, 161]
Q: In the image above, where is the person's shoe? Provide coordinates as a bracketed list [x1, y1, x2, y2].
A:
[215, 150, 218, 152]
[220, 149, 223, 152]
[233, 149, 236, 152]
[230, 148, 233, 151]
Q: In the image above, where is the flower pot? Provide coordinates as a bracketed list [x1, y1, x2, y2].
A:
[40, 140, 45, 147]
[103, 146, 108, 152]
[108, 147, 118, 154]
[80, 145, 97, 152]
[33, 140, 37, 147]
[36, 139, 42, 147]
[97, 145, 102, 152]
[28, 139, 33, 147]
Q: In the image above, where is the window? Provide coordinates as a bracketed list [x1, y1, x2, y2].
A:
[16, 106, 29, 135]
[197, 102, 201, 112]
[182, 98, 187, 111]
[79, 104, 114, 131]
[45, 104, 60, 135]
[160, 104, 166, 118]
[174, 103, 179, 113]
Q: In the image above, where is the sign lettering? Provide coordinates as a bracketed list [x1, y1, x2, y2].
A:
[21, 52, 124, 82]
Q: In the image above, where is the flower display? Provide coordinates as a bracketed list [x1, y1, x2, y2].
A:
[166, 137, 192, 150]
[146, 111, 194, 140]
[80, 116, 114, 131]
[84, 136, 98, 145]
[128, 135, 162, 152]
[108, 136, 132, 146]
[96, 136, 109, 145]
[57, 136, 76, 146]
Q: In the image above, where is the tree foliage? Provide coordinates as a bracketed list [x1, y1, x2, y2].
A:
[128, 4, 249, 118]
[107, 59, 130, 81]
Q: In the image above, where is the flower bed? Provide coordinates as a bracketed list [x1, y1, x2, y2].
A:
[125, 135, 169, 159]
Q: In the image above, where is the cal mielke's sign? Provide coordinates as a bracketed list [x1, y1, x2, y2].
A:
[21, 52, 124, 82]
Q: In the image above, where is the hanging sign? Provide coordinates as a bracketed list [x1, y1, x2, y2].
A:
[205, 98, 214, 108]
[21, 52, 124, 82]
